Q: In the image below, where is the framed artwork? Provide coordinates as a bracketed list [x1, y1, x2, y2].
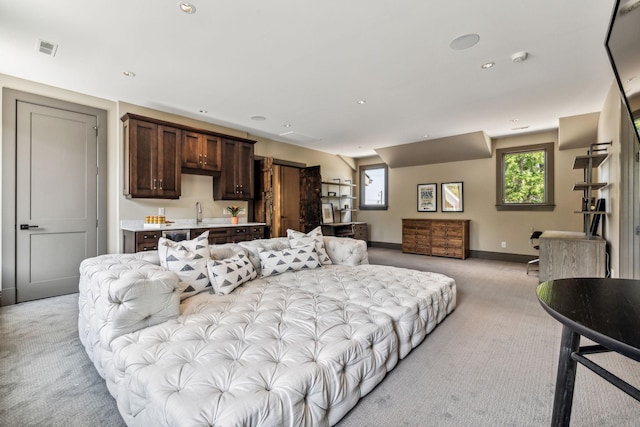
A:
[441, 182, 464, 212]
[321, 203, 334, 223]
[417, 183, 437, 212]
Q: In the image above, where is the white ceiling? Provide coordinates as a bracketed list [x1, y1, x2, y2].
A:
[0, 0, 618, 158]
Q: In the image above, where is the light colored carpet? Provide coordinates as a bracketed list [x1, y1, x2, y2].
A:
[1, 248, 639, 426]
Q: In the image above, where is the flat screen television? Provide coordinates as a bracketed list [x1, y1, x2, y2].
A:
[605, 0, 640, 144]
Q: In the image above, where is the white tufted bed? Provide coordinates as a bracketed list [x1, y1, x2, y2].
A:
[79, 234, 456, 426]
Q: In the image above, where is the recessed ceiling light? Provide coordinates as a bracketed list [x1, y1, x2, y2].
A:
[283, 124, 292, 128]
[179, 2, 196, 14]
[250, 115, 266, 121]
[122, 71, 136, 77]
[449, 33, 480, 50]
[481, 62, 495, 69]
[357, 100, 366, 105]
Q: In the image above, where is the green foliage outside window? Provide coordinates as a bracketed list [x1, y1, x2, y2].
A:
[503, 151, 545, 204]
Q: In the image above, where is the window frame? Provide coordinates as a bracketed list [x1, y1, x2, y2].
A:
[495, 142, 555, 211]
[359, 163, 389, 210]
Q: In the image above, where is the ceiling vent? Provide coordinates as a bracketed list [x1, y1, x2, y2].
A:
[36, 39, 58, 57]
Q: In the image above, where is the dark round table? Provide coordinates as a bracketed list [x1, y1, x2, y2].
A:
[537, 278, 640, 426]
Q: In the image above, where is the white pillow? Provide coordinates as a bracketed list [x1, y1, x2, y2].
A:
[207, 253, 257, 295]
[287, 226, 332, 265]
[158, 230, 210, 300]
[259, 244, 321, 278]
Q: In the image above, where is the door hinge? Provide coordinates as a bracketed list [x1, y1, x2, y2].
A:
[636, 152, 639, 162]
[93, 125, 98, 136]
[635, 225, 640, 236]
[96, 219, 99, 228]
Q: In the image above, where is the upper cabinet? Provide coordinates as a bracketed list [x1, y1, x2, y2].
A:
[122, 113, 256, 200]
[181, 131, 221, 175]
[122, 114, 181, 199]
[213, 139, 255, 200]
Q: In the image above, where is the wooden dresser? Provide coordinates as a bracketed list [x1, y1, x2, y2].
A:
[402, 219, 470, 259]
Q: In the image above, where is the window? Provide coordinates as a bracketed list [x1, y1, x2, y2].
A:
[359, 163, 388, 210]
[496, 143, 555, 211]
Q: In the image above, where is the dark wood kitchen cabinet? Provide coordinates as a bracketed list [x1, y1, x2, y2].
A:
[181, 131, 221, 174]
[122, 114, 181, 199]
[213, 139, 255, 200]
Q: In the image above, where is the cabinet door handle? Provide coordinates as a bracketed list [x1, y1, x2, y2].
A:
[153, 178, 157, 190]
[159, 179, 163, 189]
[199, 154, 202, 166]
[203, 154, 207, 165]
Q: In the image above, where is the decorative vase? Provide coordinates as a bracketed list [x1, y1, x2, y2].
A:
[231, 216, 239, 224]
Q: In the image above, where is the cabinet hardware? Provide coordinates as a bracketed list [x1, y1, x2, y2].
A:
[153, 178, 157, 190]
[20, 224, 39, 230]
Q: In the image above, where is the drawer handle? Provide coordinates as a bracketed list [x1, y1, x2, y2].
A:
[142, 234, 158, 239]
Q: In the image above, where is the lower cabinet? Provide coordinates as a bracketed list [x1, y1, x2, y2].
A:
[538, 231, 606, 282]
[402, 219, 470, 260]
[123, 230, 162, 253]
[321, 222, 368, 242]
[123, 225, 266, 253]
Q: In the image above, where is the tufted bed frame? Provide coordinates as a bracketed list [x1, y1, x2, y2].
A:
[78, 236, 456, 426]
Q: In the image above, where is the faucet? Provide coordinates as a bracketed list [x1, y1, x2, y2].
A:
[195, 201, 202, 224]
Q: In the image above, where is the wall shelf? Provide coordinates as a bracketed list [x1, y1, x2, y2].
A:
[572, 142, 611, 238]
[321, 178, 358, 222]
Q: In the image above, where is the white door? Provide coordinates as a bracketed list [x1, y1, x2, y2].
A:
[15, 102, 98, 302]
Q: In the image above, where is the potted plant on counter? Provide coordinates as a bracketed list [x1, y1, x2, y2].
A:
[226, 206, 240, 224]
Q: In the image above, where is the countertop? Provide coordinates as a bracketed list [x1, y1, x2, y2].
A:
[121, 219, 267, 232]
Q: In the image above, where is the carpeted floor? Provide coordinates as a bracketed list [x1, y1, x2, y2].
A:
[1, 247, 639, 426]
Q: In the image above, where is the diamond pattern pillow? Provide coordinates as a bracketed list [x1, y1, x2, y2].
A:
[287, 226, 332, 265]
[259, 244, 321, 278]
[158, 230, 210, 300]
[206, 253, 257, 295]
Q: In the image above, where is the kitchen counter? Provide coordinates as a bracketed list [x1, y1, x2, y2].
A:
[121, 219, 266, 232]
[122, 220, 268, 253]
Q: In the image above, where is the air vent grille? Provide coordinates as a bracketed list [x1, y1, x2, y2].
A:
[37, 39, 58, 56]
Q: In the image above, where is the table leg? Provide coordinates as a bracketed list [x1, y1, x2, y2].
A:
[551, 325, 581, 427]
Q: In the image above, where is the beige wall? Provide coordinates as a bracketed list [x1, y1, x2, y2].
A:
[0, 76, 354, 263]
[0, 73, 628, 293]
[115, 102, 355, 252]
[357, 130, 592, 257]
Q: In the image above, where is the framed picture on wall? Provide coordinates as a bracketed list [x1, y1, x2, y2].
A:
[417, 183, 437, 212]
[441, 182, 464, 212]
[321, 203, 334, 223]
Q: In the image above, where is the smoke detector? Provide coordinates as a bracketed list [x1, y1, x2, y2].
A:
[511, 51, 528, 63]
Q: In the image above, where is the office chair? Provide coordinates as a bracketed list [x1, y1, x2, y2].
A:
[526, 231, 543, 275]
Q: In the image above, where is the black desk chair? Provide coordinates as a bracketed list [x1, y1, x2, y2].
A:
[526, 231, 543, 275]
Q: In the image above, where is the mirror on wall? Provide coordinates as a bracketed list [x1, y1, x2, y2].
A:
[605, 0, 640, 143]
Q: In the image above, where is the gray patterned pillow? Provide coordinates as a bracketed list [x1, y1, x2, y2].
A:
[158, 231, 210, 300]
[287, 226, 332, 265]
[206, 253, 257, 295]
[259, 244, 321, 277]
